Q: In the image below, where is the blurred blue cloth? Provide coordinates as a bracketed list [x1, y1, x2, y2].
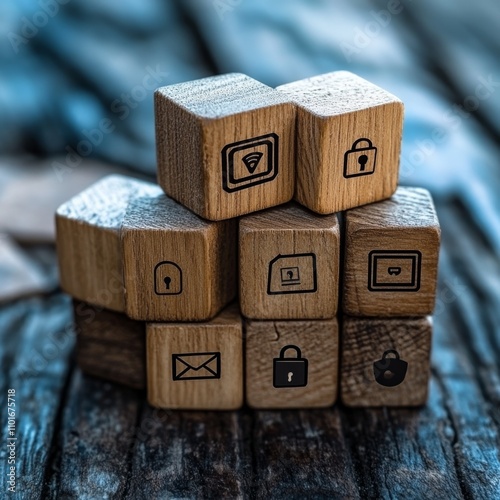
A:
[1, 0, 499, 245]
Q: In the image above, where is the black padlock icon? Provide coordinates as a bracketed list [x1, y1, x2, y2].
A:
[373, 350, 408, 387]
[343, 138, 377, 178]
[273, 345, 308, 388]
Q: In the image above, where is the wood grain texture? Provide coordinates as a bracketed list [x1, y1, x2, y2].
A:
[0, 295, 75, 499]
[245, 318, 338, 408]
[126, 408, 252, 498]
[341, 316, 432, 407]
[251, 409, 360, 497]
[56, 175, 160, 312]
[155, 73, 296, 220]
[147, 304, 243, 410]
[73, 301, 146, 389]
[277, 71, 403, 214]
[343, 186, 441, 316]
[239, 203, 339, 319]
[48, 373, 141, 499]
[122, 190, 237, 321]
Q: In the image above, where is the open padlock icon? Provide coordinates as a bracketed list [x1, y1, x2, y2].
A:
[373, 349, 408, 387]
[343, 138, 377, 178]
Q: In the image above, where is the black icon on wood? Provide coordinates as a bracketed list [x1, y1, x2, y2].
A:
[154, 261, 183, 295]
[221, 133, 279, 193]
[267, 253, 317, 295]
[368, 250, 421, 292]
[172, 352, 221, 381]
[273, 345, 308, 388]
[373, 350, 408, 387]
[280, 266, 300, 286]
[343, 138, 377, 178]
[242, 152, 264, 174]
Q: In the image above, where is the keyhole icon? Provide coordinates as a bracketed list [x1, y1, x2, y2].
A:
[164, 276, 171, 290]
[288, 372, 293, 382]
[358, 154, 368, 171]
[287, 270, 294, 280]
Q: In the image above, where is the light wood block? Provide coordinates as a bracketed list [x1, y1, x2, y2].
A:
[74, 301, 146, 389]
[341, 316, 432, 407]
[277, 71, 403, 214]
[56, 175, 159, 312]
[147, 305, 243, 410]
[121, 189, 237, 321]
[245, 318, 339, 409]
[155, 73, 296, 221]
[343, 186, 440, 316]
[239, 203, 340, 319]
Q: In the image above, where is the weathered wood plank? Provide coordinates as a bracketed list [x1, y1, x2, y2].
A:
[340, 379, 464, 500]
[45, 372, 143, 499]
[0, 295, 73, 500]
[251, 409, 360, 498]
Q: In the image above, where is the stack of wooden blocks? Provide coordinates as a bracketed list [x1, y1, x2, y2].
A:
[56, 71, 440, 410]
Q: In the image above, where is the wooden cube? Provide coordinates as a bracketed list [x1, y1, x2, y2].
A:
[239, 203, 340, 319]
[341, 316, 432, 407]
[155, 73, 296, 221]
[56, 175, 159, 312]
[245, 318, 339, 409]
[74, 301, 146, 389]
[121, 189, 237, 321]
[277, 71, 403, 214]
[147, 305, 243, 410]
[343, 187, 440, 316]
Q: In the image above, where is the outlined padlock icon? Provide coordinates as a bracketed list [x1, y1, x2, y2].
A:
[373, 349, 408, 387]
[273, 345, 308, 388]
[154, 261, 183, 295]
[343, 138, 377, 178]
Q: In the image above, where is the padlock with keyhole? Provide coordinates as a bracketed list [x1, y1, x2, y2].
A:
[154, 261, 183, 295]
[273, 345, 308, 388]
[343, 138, 378, 178]
[373, 349, 408, 387]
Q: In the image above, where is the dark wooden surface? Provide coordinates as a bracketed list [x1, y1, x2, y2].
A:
[0, 198, 498, 499]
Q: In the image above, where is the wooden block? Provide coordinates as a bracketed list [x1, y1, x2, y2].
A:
[343, 186, 440, 316]
[121, 190, 237, 321]
[239, 203, 340, 319]
[341, 316, 432, 407]
[245, 318, 339, 409]
[147, 305, 243, 410]
[74, 301, 146, 389]
[277, 71, 403, 214]
[155, 73, 296, 221]
[56, 175, 159, 312]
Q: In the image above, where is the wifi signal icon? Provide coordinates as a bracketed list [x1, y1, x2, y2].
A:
[241, 152, 263, 174]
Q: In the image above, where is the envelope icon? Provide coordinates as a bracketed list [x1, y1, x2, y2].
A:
[172, 352, 221, 381]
